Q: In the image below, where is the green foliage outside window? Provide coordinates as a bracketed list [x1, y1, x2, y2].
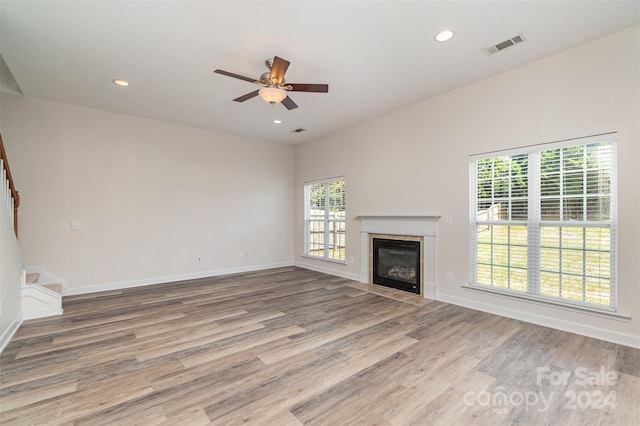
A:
[472, 140, 614, 309]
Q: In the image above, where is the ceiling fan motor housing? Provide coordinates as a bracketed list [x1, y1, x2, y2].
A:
[259, 72, 272, 86]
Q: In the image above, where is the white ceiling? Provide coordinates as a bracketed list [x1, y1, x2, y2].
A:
[1, 1, 638, 144]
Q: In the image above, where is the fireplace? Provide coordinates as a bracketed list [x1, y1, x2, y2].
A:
[373, 238, 421, 294]
[357, 215, 439, 299]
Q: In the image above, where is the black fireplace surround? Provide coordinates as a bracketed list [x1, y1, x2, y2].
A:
[372, 238, 420, 294]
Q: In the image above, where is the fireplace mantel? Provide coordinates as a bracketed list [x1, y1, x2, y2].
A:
[356, 215, 440, 299]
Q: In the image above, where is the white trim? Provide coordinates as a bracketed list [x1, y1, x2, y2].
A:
[300, 254, 346, 265]
[461, 284, 626, 319]
[287, 262, 638, 348]
[303, 175, 346, 185]
[22, 284, 63, 320]
[304, 177, 346, 262]
[63, 261, 294, 296]
[22, 307, 64, 321]
[438, 292, 639, 349]
[356, 215, 440, 299]
[24, 265, 69, 289]
[357, 216, 440, 234]
[294, 259, 360, 281]
[0, 312, 23, 354]
[0, 194, 23, 267]
[470, 132, 618, 159]
[470, 137, 617, 310]
[1, 183, 24, 349]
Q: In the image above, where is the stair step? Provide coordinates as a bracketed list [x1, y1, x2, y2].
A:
[26, 272, 40, 284]
[43, 283, 63, 294]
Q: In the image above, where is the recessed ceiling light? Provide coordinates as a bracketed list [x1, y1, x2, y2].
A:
[435, 30, 454, 42]
[273, 119, 282, 124]
[113, 79, 130, 87]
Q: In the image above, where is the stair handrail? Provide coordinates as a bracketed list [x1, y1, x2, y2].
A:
[0, 131, 20, 237]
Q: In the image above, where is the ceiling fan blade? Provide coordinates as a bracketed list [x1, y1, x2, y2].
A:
[287, 83, 329, 93]
[214, 69, 259, 84]
[233, 90, 260, 102]
[281, 96, 298, 110]
[269, 56, 290, 84]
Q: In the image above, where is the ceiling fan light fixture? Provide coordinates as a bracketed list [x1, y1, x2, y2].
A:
[259, 87, 287, 104]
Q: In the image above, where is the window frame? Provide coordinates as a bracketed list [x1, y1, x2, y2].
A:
[303, 176, 346, 264]
[469, 133, 617, 312]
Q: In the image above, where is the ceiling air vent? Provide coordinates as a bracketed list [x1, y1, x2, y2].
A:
[483, 33, 526, 56]
[290, 128, 306, 134]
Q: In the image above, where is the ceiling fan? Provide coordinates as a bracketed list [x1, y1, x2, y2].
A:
[214, 56, 328, 110]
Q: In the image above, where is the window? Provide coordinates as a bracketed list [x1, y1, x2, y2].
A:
[304, 177, 346, 262]
[470, 134, 616, 310]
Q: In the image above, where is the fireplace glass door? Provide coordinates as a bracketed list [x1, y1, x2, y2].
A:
[373, 238, 420, 294]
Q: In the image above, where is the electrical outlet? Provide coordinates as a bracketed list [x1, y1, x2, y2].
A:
[446, 272, 454, 282]
[261, 249, 266, 257]
[239, 251, 248, 259]
[350, 256, 355, 264]
[139, 260, 146, 269]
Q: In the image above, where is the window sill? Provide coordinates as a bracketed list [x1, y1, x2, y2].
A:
[301, 255, 347, 265]
[461, 284, 631, 322]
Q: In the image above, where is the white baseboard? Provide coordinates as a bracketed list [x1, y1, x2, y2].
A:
[424, 283, 437, 300]
[0, 312, 23, 354]
[286, 264, 640, 349]
[33, 259, 639, 349]
[64, 261, 295, 296]
[438, 293, 640, 349]
[294, 260, 360, 281]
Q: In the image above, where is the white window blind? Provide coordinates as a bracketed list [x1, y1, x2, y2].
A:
[470, 134, 616, 310]
[304, 177, 346, 262]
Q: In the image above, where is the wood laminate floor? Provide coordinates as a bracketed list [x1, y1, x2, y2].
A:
[1, 267, 638, 425]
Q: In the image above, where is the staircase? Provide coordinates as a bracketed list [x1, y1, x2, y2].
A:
[22, 270, 64, 320]
[2, 130, 65, 328]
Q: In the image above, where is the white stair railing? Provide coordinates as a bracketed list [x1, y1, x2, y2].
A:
[0, 133, 19, 237]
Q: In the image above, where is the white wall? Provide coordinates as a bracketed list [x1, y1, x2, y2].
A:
[0, 191, 23, 352]
[0, 94, 294, 293]
[294, 26, 640, 347]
